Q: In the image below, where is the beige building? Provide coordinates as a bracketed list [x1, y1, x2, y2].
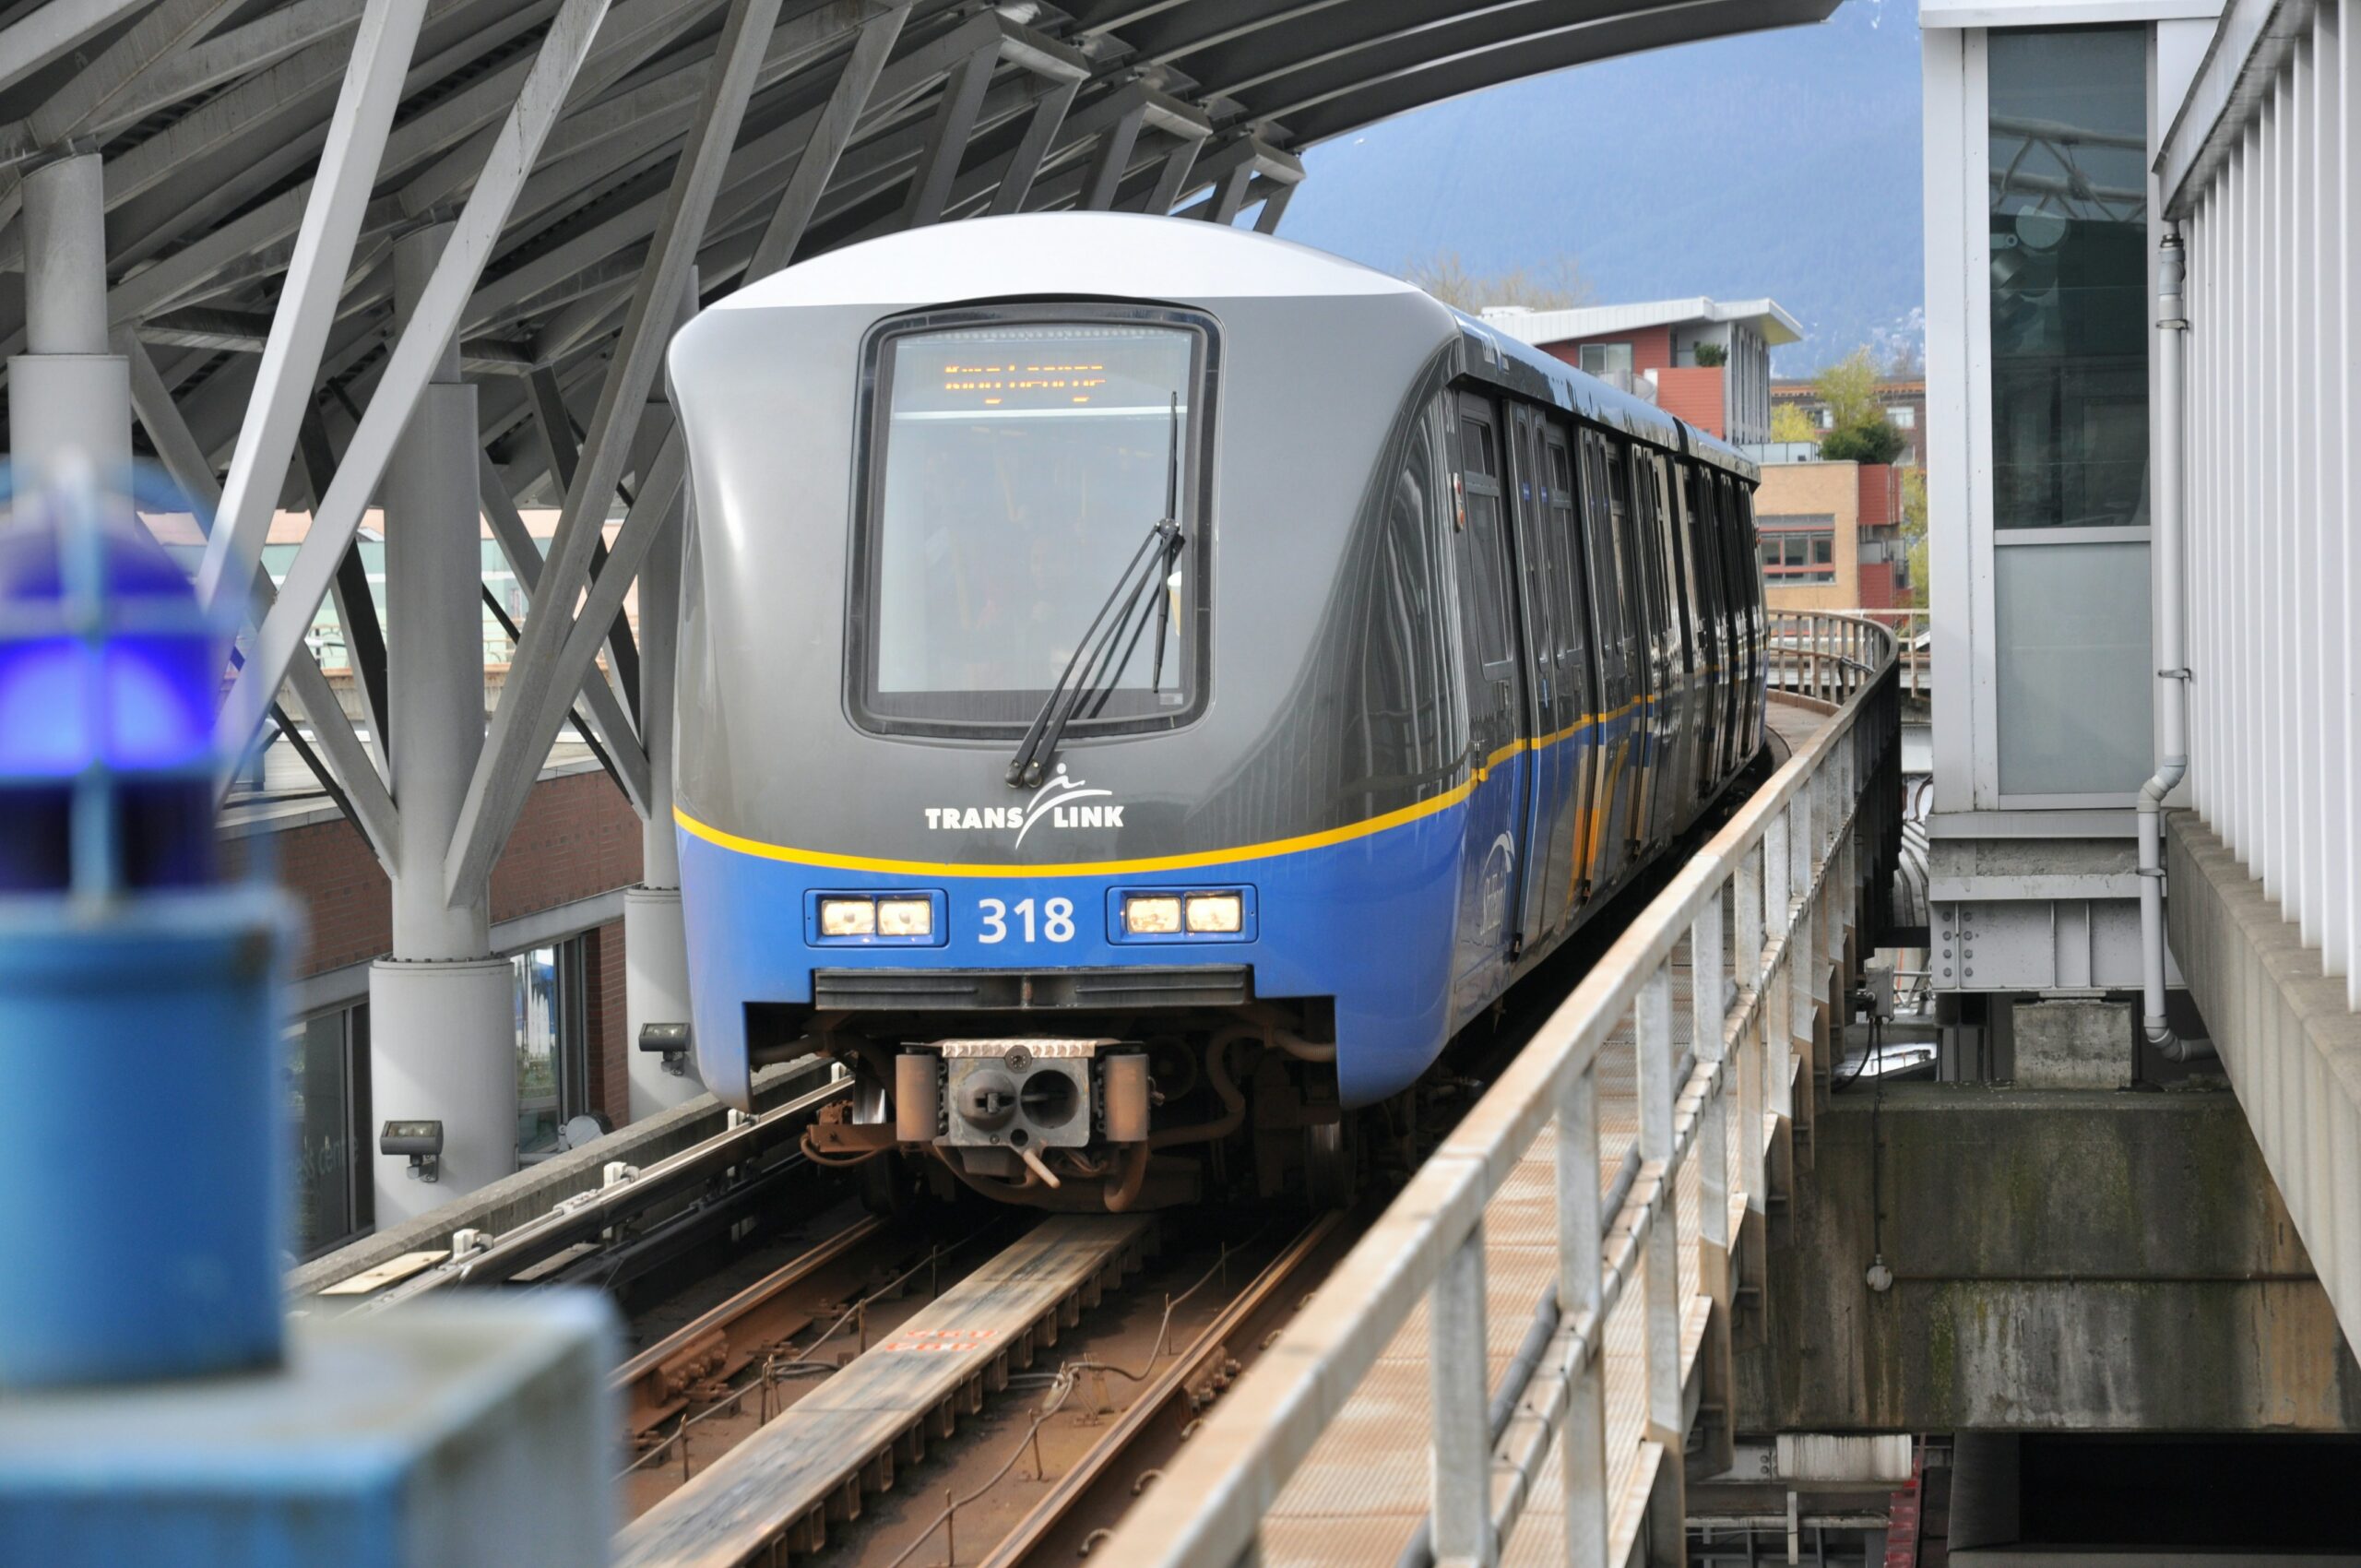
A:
[1752, 457, 1906, 612]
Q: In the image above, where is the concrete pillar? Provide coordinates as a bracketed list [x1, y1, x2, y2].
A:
[9, 155, 129, 493]
[626, 271, 701, 1122]
[370, 223, 513, 1223]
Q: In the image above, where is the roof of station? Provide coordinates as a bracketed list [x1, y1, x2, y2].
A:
[1481, 296, 1808, 349]
[0, 0, 1836, 501]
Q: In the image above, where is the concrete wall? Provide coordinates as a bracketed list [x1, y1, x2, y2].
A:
[1738, 1084, 2361, 1432]
[2167, 811, 2361, 1357]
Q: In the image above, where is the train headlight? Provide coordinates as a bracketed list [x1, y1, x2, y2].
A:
[1123, 895, 1183, 934]
[875, 897, 933, 937]
[818, 897, 876, 936]
[1185, 893, 1243, 933]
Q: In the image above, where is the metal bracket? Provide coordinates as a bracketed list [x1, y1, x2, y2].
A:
[2157, 666, 2193, 681]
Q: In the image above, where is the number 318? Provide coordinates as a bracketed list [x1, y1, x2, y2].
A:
[977, 897, 1074, 944]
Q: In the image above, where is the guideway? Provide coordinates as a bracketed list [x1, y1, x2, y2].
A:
[616, 1215, 1155, 1565]
[1107, 624, 1901, 1567]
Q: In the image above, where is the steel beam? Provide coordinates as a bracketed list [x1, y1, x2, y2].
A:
[899, 37, 998, 227]
[219, 0, 611, 758]
[446, 0, 781, 906]
[476, 450, 651, 811]
[0, 0, 246, 158]
[0, 0, 157, 97]
[986, 75, 1078, 215]
[747, 1, 910, 278]
[196, 0, 433, 615]
[451, 429, 683, 904]
[119, 330, 401, 857]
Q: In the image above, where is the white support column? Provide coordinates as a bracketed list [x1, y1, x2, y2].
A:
[9, 155, 128, 493]
[627, 271, 701, 1122]
[371, 221, 514, 1224]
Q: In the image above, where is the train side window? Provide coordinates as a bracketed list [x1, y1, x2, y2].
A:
[1455, 397, 1514, 675]
[1689, 465, 1726, 658]
[1543, 423, 1589, 691]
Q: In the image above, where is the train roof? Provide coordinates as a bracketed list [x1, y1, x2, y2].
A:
[700, 212, 1755, 483]
[709, 210, 1423, 311]
[1451, 312, 1759, 483]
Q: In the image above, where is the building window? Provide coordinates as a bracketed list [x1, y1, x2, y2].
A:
[1987, 26, 2148, 530]
[516, 937, 591, 1161]
[1815, 408, 1834, 430]
[1757, 515, 1838, 583]
[288, 1004, 372, 1258]
[1888, 405, 1916, 430]
[1579, 342, 1633, 380]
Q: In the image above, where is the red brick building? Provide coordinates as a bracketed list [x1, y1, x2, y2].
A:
[1478, 297, 1803, 445]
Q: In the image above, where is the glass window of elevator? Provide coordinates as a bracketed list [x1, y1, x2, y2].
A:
[1987, 26, 2148, 530]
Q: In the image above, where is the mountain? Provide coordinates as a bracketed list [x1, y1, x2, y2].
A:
[1273, 0, 1924, 377]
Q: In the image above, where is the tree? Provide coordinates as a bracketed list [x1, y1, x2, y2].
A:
[1770, 403, 1819, 445]
[1900, 465, 1929, 610]
[1692, 342, 1727, 368]
[1810, 344, 1906, 464]
[1402, 249, 1594, 313]
[1813, 346, 1887, 433]
[1819, 421, 1907, 466]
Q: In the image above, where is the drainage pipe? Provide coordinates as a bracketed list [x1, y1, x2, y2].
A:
[2138, 230, 2213, 1063]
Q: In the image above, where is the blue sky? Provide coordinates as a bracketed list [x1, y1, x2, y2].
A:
[1274, 0, 1925, 375]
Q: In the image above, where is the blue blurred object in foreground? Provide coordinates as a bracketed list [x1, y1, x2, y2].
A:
[0, 467, 294, 1386]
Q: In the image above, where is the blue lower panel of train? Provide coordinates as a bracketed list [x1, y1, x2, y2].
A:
[674, 793, 1479, 1111]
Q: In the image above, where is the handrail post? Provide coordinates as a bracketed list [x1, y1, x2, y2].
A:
[1763, 807, 1793, 1123]
[1634, 960, 1686, 1540]
[1557, 1062, 1608, 1568]
[1735, 842, 1767, 1229]
[1691, 884, 1735, 1476]
[1430, 1220, 1494, 1568]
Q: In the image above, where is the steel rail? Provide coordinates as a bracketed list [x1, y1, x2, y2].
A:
[979, 1212, 1346, 1568]
[358, 1070, 855, 1309]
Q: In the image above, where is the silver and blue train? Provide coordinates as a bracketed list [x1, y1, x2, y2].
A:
[667, 214, 1768, 1209]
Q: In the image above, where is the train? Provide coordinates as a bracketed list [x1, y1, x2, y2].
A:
[665, 213, 1769, 1211]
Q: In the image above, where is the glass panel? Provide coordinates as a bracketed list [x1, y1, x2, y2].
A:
[516, 945, 563, 1158]
[1987, 27, 2149, 529]
[867, 319, 1201, 726]
[1580, 342, 1633, 379]
[1996, 541, 2153, 794]
[287, 1012, 354, 1254]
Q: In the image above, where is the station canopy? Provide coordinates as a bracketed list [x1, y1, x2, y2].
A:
[0, 0, 1838, 503]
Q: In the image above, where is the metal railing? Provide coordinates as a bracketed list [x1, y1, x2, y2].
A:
[1105, 612, 1901, 1568]
[1768, 608, 1924, 705]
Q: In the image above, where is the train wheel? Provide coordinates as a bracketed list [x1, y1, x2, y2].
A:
[1303, 1121, 1352, 1210]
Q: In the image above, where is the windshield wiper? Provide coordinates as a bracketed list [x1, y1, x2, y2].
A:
[1005, 396, 1186, 789]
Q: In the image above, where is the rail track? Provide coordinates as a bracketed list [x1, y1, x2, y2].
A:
[607, 1204, 1355, 1567]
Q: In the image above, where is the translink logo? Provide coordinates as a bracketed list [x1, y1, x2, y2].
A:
[924, 766, 1124, 846]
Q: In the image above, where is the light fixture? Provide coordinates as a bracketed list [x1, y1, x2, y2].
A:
[1185, 893, 1243, 933]
[1123, 895, 1182, 934]
[876, 897, 933, 937]
[818, 897, 876, 936]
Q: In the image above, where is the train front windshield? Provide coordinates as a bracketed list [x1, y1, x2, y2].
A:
[856, 315, 1207, 733]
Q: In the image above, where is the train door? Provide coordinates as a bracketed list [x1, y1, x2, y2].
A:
[1627, 451, 1679, 851]
[1540, 419, 1597, 924]
[1449, 395, 1525, 992]
[1579, 429, 1642, 897]
[1505, 402, 1572, 953]
[1684, 463, 1729, 794]
[1720, 474, 1757, 763]
[1734, 481, 1768, 754]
